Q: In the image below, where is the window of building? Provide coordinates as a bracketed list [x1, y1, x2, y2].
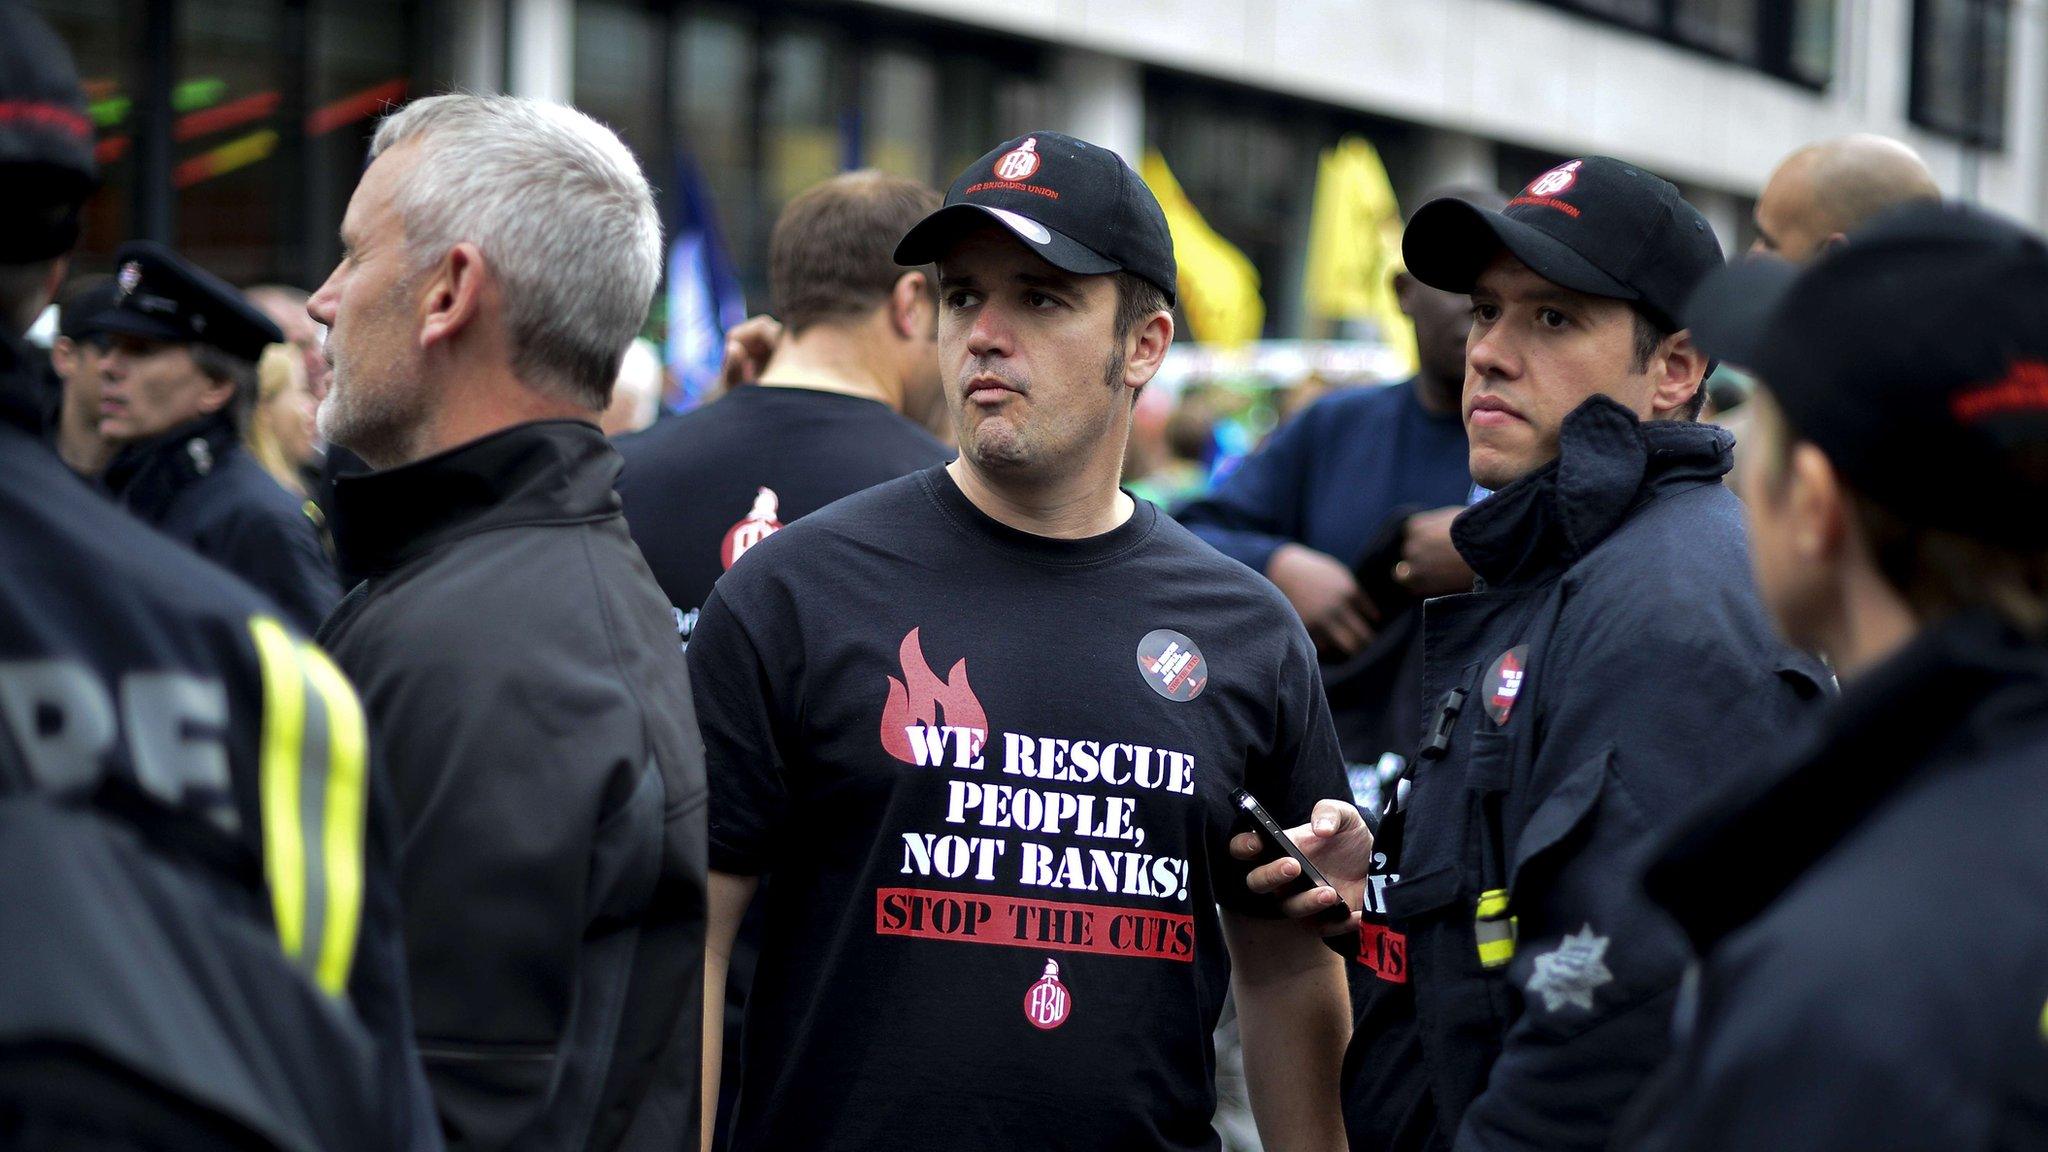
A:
[574, 1, 666, 183]
[34, 0, 421, 291]
[1910, 0, 2010, 148]
[30, 0, 133, 269]
[1529, 0, 1836, 87]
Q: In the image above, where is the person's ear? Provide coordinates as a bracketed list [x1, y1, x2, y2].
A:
[1787, 440, 1849, 564]
[419, 242, 487, 351]
[1393, 270, 1418, 319]
[890, 271, 931, 341]
[1649, 328, 1709, 417]
[1120, 308, 1175, 394]
[194, 368, 236, 416]
[1821, 232, 1850, 253]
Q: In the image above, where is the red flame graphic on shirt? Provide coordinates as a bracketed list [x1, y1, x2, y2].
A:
[880, 627, 989, 764]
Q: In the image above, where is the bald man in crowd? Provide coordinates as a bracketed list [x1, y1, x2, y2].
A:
[1724, 135, 1943, 493]
[1751, 134, 1942, 261]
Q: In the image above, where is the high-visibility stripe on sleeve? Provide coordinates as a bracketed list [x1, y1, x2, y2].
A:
[250, 616, 308, 964]
[249, 615, 368, 997]
[301, 643, 366, 996]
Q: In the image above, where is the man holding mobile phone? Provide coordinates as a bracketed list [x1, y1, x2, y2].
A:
[690, 131, 1354, 1152]
[1236, 157, 1830, 1152]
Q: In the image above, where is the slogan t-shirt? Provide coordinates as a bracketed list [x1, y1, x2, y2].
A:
[691, 464, 1350, 1152]
[615, 385, 952, 633]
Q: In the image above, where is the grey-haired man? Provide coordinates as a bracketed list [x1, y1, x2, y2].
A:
[311, 94, 706, 1151]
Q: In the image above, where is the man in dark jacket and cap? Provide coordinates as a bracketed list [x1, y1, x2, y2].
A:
[1236, 156, 1829, 1152]
[311, 92, 707, 1151]
[97, 239, 340, 631]
[0, 8, 436, 1148]
[1622, 201, 2048, 1151]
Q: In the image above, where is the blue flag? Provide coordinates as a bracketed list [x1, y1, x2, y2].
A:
[665, 147, 747, 410]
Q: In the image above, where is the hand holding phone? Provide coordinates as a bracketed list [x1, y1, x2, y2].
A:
[1231, 788, 1352, 917]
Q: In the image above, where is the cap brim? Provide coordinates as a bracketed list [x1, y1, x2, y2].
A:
[895, 203, 1120, 276]
[1683, 257, 1799, 374]
[1403, 198, 1635, 302]
[93, 310, 192, 346]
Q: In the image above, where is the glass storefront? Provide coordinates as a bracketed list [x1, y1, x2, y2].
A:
[33, 0, 423, 289]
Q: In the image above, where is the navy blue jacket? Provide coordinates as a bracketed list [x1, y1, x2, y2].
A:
[0, 329, 437, 1150]
[1626, 612, 2048, 1151]
[103, 411, 340, 633]
[1346, 397, 1829, 1152]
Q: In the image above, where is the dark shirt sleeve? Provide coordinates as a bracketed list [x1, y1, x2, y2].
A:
[1214, 620, 1350, 917]
[1456, 603, 1802, 1152]
[1172, 407, 1324, 575]
[222, 500, 343, 633]
[689, 585, 790, 876]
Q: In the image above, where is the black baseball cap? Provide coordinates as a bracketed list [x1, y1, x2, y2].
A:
[1404, 156, 1723, 331]
[98, 241, 284, 363]
[0, 4, 98, 262]
[894, 131, 1177, 306]
[1687, 201, 2048, 547]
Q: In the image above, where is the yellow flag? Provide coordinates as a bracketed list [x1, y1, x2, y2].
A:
[1140, 150, 1265, 347]
[1303, 135, 1415, 374]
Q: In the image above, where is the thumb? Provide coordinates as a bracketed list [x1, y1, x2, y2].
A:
[1309, 798, 1361, 839]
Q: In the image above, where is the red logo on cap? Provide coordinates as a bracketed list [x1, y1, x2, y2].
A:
[994, 138, 1042, 181]
[1527, 160, 1583, 198]
[1952, 359, 2048, 423]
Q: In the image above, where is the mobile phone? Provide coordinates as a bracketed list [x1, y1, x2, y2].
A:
[1231, 787, 1350, 916]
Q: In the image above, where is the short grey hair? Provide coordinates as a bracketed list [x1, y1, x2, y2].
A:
[370, 94, 662, 410]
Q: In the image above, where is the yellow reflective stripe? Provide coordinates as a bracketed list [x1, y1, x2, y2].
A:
[2040, 997, 2048, 1041]
[249, 616, 308, 962]
[300, 644, 367, 997]
[1476, 888, 1510, 919]
[1476, 918, 1519, 969]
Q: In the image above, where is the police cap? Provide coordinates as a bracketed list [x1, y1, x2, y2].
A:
[98, 241, 284, 363]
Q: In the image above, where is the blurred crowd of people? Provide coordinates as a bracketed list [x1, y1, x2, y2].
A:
[6, 5, 2048, 1152]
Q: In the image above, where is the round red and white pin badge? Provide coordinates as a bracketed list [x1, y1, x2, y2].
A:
[1136, 628, 1208, 702]
[1482, 644, 1530, 725]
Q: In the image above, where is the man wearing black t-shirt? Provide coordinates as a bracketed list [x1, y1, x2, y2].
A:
[692, 132, 1355, 1152]
[619, 169, 953, 1152]
[617, 171, 952, 639]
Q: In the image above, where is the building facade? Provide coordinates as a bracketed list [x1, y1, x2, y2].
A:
[39, 0, 2045, 339]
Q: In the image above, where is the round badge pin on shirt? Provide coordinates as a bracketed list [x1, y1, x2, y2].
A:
[1136, 628, 1208, 702]
[1482, 644, 1529, 725]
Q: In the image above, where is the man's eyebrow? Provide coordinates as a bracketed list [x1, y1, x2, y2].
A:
[1015, 268, 1086, 295]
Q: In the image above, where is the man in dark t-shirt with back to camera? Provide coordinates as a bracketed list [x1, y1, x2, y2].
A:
[617, 169, 952, 639]
[692, 132, 1358, 1151]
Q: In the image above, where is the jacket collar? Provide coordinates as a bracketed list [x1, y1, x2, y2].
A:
[1647, 610, 2048, 952]
[1451, 395, 1733, 588]
[102, 410, 241, 522]
[329, 419, 620, 578]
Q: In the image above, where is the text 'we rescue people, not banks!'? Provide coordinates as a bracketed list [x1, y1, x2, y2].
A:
[878, 628, 1199, 962]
